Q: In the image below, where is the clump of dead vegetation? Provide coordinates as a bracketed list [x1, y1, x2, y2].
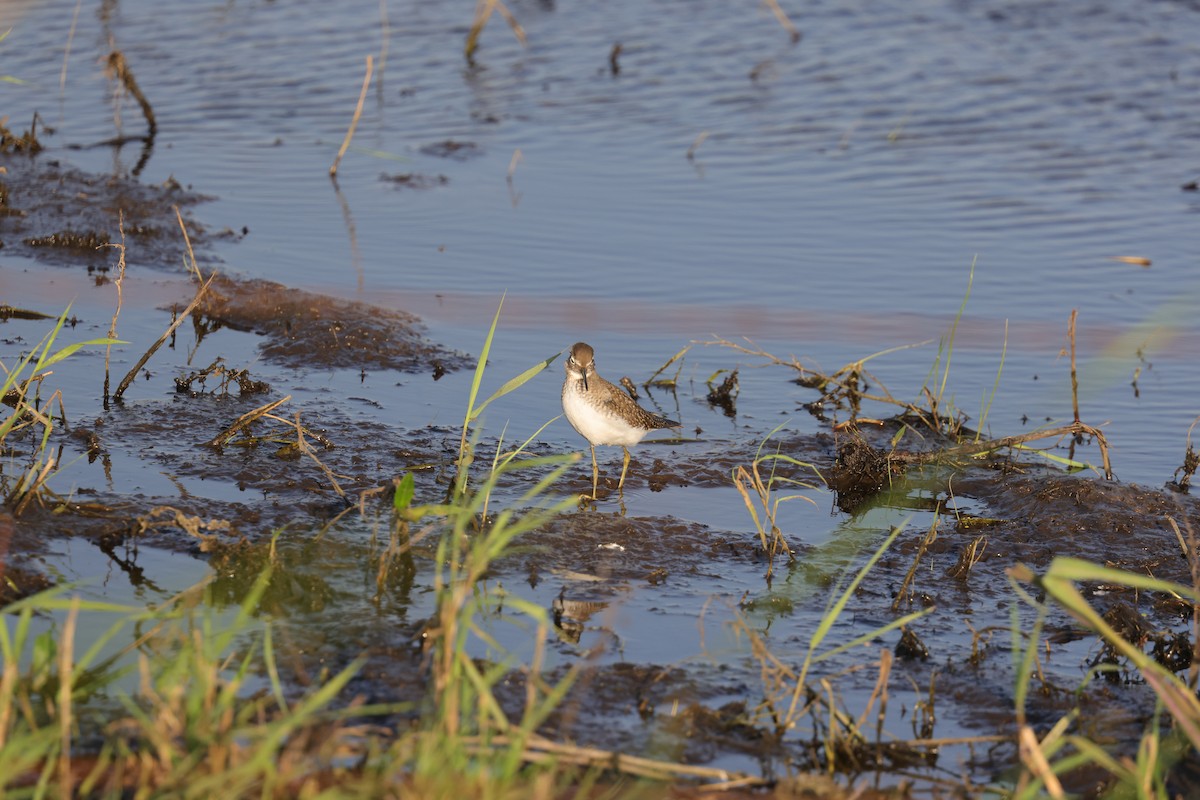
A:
[707, 302, 1112, 518]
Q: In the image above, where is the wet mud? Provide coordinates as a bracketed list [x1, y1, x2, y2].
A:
[4, 153, 1200, 795]
[193, 275, 472, 373]
[0, 154, 215, 269]
[381, 173, 450, 190]
[0, 533, 53, 605]
[11, 374, 1200, 793]
[10, 366, 1200, 795]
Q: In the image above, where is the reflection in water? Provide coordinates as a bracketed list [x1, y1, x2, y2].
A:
[103, 51, 157, 176]
[331, 175, 366, 292]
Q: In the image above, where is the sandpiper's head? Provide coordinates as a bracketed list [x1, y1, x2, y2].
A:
[566, 342, 595, 390]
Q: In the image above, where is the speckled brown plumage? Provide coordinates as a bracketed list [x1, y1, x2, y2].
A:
[562, 342, 680, 499]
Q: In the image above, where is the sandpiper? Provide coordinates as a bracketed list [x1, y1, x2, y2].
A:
[561, 342, 681, 499]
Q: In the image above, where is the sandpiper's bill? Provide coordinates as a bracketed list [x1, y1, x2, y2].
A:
[561, 342, 681, 499]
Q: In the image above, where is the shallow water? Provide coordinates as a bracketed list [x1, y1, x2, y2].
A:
[6, 0, 1200, 485]
[4, 0, 1200, 790]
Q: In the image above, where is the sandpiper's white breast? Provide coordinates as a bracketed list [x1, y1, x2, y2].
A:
[562, 387, 652, 447]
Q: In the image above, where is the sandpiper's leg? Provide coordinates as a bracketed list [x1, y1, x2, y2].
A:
[617, 446, 632, 492]
[589, 445, 599, 499]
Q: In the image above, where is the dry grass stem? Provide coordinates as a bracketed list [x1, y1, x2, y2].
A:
[1068, 309, 1080, 424]
[11, 453, 57, 515]
[136, 506, 232, 546]
[891, 517, 939, 612]
[330, 55, 373, 178]
[948, 535, 988, 579]
[857, 649, 891, 762]
[761, 0, 801, 42]
[644, 344, 690, 388]
[60, 0, 84, 91]
[461, 732, 767, 786]
[1018, 725, 1065, 799]
[377, 0, 390, 91]
[941, 421, 1112, 479]
[262, 411, 333, 450]
[288, 410, 346, 499]
[733, 460, 807, 580]
[101, 212, 127, 401]
[173, 206, 200, 280]
[113, 276, 213, 401]
[465, 0, 526, 64]
[57, 599, 79, 800]
[206, 396, 291, 448]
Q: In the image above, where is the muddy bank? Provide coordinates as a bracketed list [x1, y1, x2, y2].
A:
[193, 275, 472, 373]
[0, 151, 474, 593]
[6, 325, 1199, 793]
[7, 370, 1199, 795]
[485, 463, 1199, 786]
[3, 151, 1199, 795]
[0, 153, 217, 270]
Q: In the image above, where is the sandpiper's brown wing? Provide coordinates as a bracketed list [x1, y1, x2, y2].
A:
[599, 385, 681, 431]
[650, 413, 682, 430]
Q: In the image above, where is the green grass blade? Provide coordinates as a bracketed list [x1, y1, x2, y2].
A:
[812, 607, 934, 663]
[469, 351, 561, 423]
[39, 337, 128, 371]
[30, 308, 71, 373]
[465, 294, 505, 426]
[936, 255, 976, 403]
[807, 522, 906, 655]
